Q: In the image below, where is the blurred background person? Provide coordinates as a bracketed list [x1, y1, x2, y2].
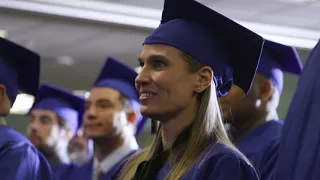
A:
[67, 127, 94, 165]
[0, 37, 54, 180]
[219, 40, 302, 179]
[27, 83, 85, 179]
[66, 57, 147, 180]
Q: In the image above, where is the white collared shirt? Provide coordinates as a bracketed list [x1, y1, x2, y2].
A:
[0, 117, 6, 125]
[93, 137, 139, 175]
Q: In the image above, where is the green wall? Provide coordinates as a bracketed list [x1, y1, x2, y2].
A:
[7, 114, 28, 136]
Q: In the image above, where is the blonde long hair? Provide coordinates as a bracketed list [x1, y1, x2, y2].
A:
[118, 53, 254, 180]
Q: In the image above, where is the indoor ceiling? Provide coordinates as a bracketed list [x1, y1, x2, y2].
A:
[0, 9, 151, 90]
[2, 0, 317, 49]
[0, 8, 311, 92]
[0, 2, 314, 118]
[89, 0, 320, 30]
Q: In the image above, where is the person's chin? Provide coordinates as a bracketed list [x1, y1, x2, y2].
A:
[140, 104, 159, 115]
[29, 137, 45, 148]
[87, 132, 109, 139]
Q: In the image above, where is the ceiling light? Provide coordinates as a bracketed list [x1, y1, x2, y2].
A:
[73, 90, 89, 98]
[10, 91, 89, 114]
[57, 56, 75, 66]
[84, 92, 90, 99]
[0, 29, 8, 38]
[10, 94, 34, 114]
[134, 66, 141, 73]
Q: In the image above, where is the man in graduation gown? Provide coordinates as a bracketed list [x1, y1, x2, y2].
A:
[0, 37, 54, 179]
[273, 40, 320, 180]
[26, 83, 85, 179]
[219, 39, 302, 179]
[65, 57, 148, 180]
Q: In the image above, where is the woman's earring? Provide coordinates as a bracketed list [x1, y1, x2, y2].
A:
[197, 87, 201, 92]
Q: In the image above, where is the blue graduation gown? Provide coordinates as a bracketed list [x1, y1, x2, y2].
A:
[236, 120, 283, 180]
[0, 125, 54, 180]
[273, 41, 320, 180]
[52, 163, 79, 180]
[156, 143, 259, 180]
[64, 149, 139, 180]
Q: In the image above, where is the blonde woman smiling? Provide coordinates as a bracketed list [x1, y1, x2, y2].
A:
[118, 0, 265, 179]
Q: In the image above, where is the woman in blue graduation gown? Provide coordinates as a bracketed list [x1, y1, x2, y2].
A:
[116, 0, 265, 179]
[0, 37, 54, 180]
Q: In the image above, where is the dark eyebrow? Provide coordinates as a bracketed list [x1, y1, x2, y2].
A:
[97, 98, 111, 103]
[96, 98, 117, 106]
[39, 115, 53, 122]
[139, 55, 169, 62]
[40, 115, 51, 118]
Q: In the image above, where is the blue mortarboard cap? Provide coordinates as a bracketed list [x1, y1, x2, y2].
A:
[144, 0, 264, 97]
[93, 57, 147, 136]
[274, 40, 320, 180]
[30, 83, 85, 133]
[0, 37, 40, 105]
[257, 40, 303, 94]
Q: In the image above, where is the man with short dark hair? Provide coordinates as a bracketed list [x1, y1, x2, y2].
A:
[27, 83, 85, 179]
[220, 40, 303, 179]
[66, 57, 147, 180]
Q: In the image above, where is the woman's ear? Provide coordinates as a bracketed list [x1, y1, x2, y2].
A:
[195, 66, 213, 92]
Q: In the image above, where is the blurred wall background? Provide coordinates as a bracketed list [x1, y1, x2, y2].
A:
[7, 49, 311, 147]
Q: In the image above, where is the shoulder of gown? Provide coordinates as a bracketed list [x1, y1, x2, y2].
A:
[61, 159, 93, 180]
[64, 149, 140, 180]
[236, 120, 283, 179]
[110, 148, 141, 179]
[0, 127, 54, 180]
[53, 163, 78, 180]
[193, 143, 260, 180]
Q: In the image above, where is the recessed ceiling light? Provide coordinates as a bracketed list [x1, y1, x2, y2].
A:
[73, 90, 89, 98]
[57, 56, 75, 66]
[134, 66, 141, 73]
[0, 29, 8, 38]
